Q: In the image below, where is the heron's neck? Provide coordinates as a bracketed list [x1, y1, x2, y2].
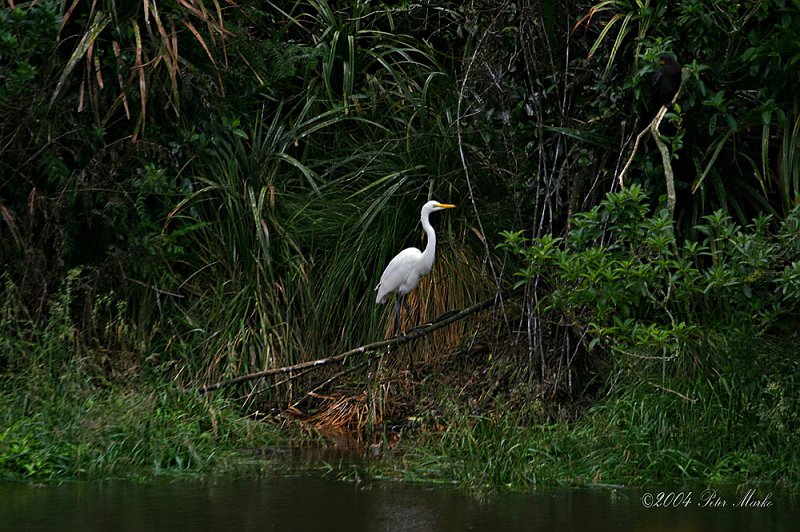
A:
[420, 213, 436, 272]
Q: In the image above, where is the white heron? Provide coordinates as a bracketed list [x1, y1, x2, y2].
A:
[375, 200, 456, 335]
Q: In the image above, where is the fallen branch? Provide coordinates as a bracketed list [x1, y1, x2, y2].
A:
[197, 289, 519, 395]
[237, 365, 318, 406]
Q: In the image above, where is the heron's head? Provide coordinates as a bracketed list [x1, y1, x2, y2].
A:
[422, 200, 456, 215]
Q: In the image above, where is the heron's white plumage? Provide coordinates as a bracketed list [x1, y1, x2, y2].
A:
[375, 200, 455, 307]
[375, 247, 425, 304]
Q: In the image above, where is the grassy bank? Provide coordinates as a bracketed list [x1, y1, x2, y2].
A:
[1, 331, 797, 489]
[0, 375, 285, 481]
[2, 189, 799, 488]
[386, 360, 799, 492]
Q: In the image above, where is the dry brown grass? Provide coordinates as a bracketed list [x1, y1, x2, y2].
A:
[380, 242, 497, 371]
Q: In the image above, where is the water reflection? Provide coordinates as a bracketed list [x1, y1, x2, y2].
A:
[1, 476, 796, 531]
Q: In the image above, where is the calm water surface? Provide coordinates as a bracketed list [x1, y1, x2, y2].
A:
[1, 474, 796, 531]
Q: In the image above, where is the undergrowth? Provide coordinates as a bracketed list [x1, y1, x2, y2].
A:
[387, 336, 799, 492]
[2, 0, 800, 494]
[0, 278, 286, 481]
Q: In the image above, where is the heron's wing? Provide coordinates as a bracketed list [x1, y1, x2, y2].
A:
[375, 247, 422, 303]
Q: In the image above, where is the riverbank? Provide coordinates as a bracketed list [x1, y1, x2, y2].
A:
[0, 374, 285, 481]
[2, 348, 797, 492]
[4, 0, 800, 498]
[386, 377, 799, 491]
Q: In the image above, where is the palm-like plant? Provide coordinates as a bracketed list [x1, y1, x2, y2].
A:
[49, 0, 233, 138]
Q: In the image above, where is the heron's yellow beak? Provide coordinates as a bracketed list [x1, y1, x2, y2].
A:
[436, 203, 456, 209]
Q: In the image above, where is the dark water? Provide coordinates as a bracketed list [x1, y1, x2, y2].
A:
[1, 475, 796, 531]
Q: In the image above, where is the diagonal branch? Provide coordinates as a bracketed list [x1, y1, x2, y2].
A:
[196, 289, 520, 395]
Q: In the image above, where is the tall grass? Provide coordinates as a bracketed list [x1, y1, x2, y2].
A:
[48, 0, 234, 139]
[139, 0, 501, 400]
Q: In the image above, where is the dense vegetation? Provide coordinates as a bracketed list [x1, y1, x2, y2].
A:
[1, 0, 798, 489]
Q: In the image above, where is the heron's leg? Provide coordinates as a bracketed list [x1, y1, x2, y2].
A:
[399, 294, 415, 373]
[403, 296, 412, 327]
[394, 296, 403, 337]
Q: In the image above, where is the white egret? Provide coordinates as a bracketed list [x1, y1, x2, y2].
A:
[375, 200, 456, 335]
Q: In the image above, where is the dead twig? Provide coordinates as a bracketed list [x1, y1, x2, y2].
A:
[290, 358, 374, 409]
[648, 381, 697, 403]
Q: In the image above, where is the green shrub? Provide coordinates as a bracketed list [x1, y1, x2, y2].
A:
[501, 185, 800, 379]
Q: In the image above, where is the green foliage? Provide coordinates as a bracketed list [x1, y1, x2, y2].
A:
[0, 2, 58, 103]
[282, 0, 443, 114]
[46, 0, 239, 138]
[0, 420, 58, 478]
[579, 0, 800, 224]
[0, 271, 285, 481]
[404, 408, 561, 490]
[169, 91, 472, 389]
[582, 0, 664, 77]
[489, 184, 799, 488]
[0, 379, 284, 481]
[2, 0, 799, 490]
[503, 186, 800, 377]
[2, 0, 473, 405]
